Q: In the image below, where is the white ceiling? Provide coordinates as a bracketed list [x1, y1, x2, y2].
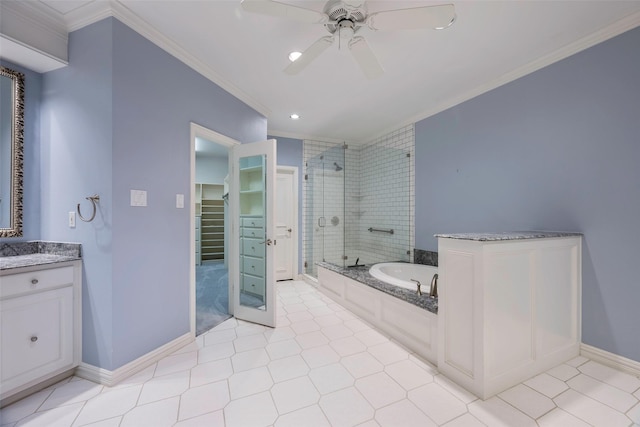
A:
[36, 0, 640, 143]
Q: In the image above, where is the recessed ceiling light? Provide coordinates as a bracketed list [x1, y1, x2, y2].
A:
[288, 51, 302, 62]
[435, 15, 456, 30]
[290, 114, 300, 120]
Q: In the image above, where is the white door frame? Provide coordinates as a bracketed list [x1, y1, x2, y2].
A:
[276, 166, 299, 280]
[190, 122, 239, 337]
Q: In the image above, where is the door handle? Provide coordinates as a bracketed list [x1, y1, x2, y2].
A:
[287, 228, 292, 232]
[261, 238, 273, 246]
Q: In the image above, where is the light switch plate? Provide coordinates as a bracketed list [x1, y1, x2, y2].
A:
[68, 211, 76, 228]
[176, 194, 184, 208]
[131, 189, 147, 207]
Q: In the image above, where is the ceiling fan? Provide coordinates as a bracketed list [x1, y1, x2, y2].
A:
[240, 0, 456, 79]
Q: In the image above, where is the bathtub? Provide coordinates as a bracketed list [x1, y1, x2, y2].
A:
[316, 262, 439, 364]
[369, 262, 438, 292]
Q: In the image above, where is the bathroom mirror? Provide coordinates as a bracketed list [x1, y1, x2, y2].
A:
[0, 66, 25, 237]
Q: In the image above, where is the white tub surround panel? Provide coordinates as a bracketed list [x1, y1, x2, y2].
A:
[317, 265, 437, 364]
[436, 232, 582, 399]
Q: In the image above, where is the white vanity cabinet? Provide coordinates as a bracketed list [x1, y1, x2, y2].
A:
[437, 233, 581, 399]
[0, 260, 82, 403]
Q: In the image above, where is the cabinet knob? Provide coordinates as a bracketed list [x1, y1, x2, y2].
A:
[30, 336, 38, 343]
[31, 279, 39, 285]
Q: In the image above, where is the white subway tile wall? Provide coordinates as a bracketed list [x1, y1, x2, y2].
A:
[303, 125, 415, 276]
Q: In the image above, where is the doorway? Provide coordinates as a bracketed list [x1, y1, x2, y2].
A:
[276, 167, 298, 281]
[190, 124, 239, 336]
[194, 136, 230, 335]
[190, 124, 279, 333]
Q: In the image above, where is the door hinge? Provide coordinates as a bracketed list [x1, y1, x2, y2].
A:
[304, 261, 308, 268]
[304, 174, 308, 180]
[342, 255, 348, 260]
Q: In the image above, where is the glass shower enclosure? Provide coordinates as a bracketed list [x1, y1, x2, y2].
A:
[304, 144, 345, 278]
[303, 134, 413, 280]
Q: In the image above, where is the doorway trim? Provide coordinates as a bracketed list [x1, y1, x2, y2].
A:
[190, 122, 239, 337]
[276, 166, 299, 280]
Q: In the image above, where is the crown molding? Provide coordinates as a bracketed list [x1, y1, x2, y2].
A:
[0, 1, 68, 68]
[363, 11, 640, 144]
[267, 129, 355, 145]
[63, 1, 114, 32]
[61, 0, 270, 118]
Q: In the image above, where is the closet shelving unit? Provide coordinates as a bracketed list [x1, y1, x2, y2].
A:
[195, 183, 225, 263]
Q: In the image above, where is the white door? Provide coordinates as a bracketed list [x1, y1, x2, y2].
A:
[231, 139, 277, 327]
[275, 168, 296, 281]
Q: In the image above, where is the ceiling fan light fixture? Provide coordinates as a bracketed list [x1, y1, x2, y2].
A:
[288, 51, 302, 62]
[290, 113, 300, 120]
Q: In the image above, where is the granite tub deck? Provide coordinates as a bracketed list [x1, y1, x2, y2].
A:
[435, 231, 582, 241]
[0, 241, 82, 270]
[317, 261, 438, 314]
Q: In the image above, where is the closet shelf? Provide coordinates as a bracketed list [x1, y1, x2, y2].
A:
[240, 165, 263, 173]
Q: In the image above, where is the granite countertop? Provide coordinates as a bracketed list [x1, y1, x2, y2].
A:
[434, 231, 582, 242]
[0, 241, 82, 271]
[318, 262, 438, 314]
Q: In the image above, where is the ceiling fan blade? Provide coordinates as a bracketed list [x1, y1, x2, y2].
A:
[367, 4, 455, 31]
[349, 37, 384, 79]
[241, 0, 327, 24]
[284, 36, 334, 75]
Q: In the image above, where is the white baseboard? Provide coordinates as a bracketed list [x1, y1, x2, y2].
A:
[75, 332, 194, 387]
[580, 343, 640, 378]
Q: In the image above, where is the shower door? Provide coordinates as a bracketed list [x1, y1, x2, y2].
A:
[304, 144, 345, 278]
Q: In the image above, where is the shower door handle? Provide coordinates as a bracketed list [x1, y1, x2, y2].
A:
[318, 217, 326, 227]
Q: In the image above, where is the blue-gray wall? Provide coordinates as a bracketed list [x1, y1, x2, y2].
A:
[0, 60, 41, 241]
[415, 26, 640, 362]
[272, 135, 304, 275]
[39, 18, 266, 370]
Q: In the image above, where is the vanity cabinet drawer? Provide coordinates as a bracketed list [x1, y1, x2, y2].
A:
[242, 238, 265, 258]
[241, 226, 264, 239]
[0, 286, 74, 393]
[1, 266, 74, 299]
[242, 217, 264, 229]
[242, 274, 265, 295]
[242, 256, 265, 278]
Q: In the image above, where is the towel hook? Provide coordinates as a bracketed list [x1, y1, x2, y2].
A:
[77, 194, 100, 222]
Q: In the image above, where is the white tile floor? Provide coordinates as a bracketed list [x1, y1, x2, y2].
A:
[2, 280, 640, 427]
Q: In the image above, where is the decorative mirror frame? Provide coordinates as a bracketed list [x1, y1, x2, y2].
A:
[0, 66, 25, 237]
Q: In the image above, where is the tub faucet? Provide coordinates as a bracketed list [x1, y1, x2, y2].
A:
[410, 279, 422, 295]
[429, 274, 438, 298]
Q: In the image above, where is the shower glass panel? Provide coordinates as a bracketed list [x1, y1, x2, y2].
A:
[304, 126, 414, 280]
[346, 145, 411, 266]
[304, 144, 345, 277]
